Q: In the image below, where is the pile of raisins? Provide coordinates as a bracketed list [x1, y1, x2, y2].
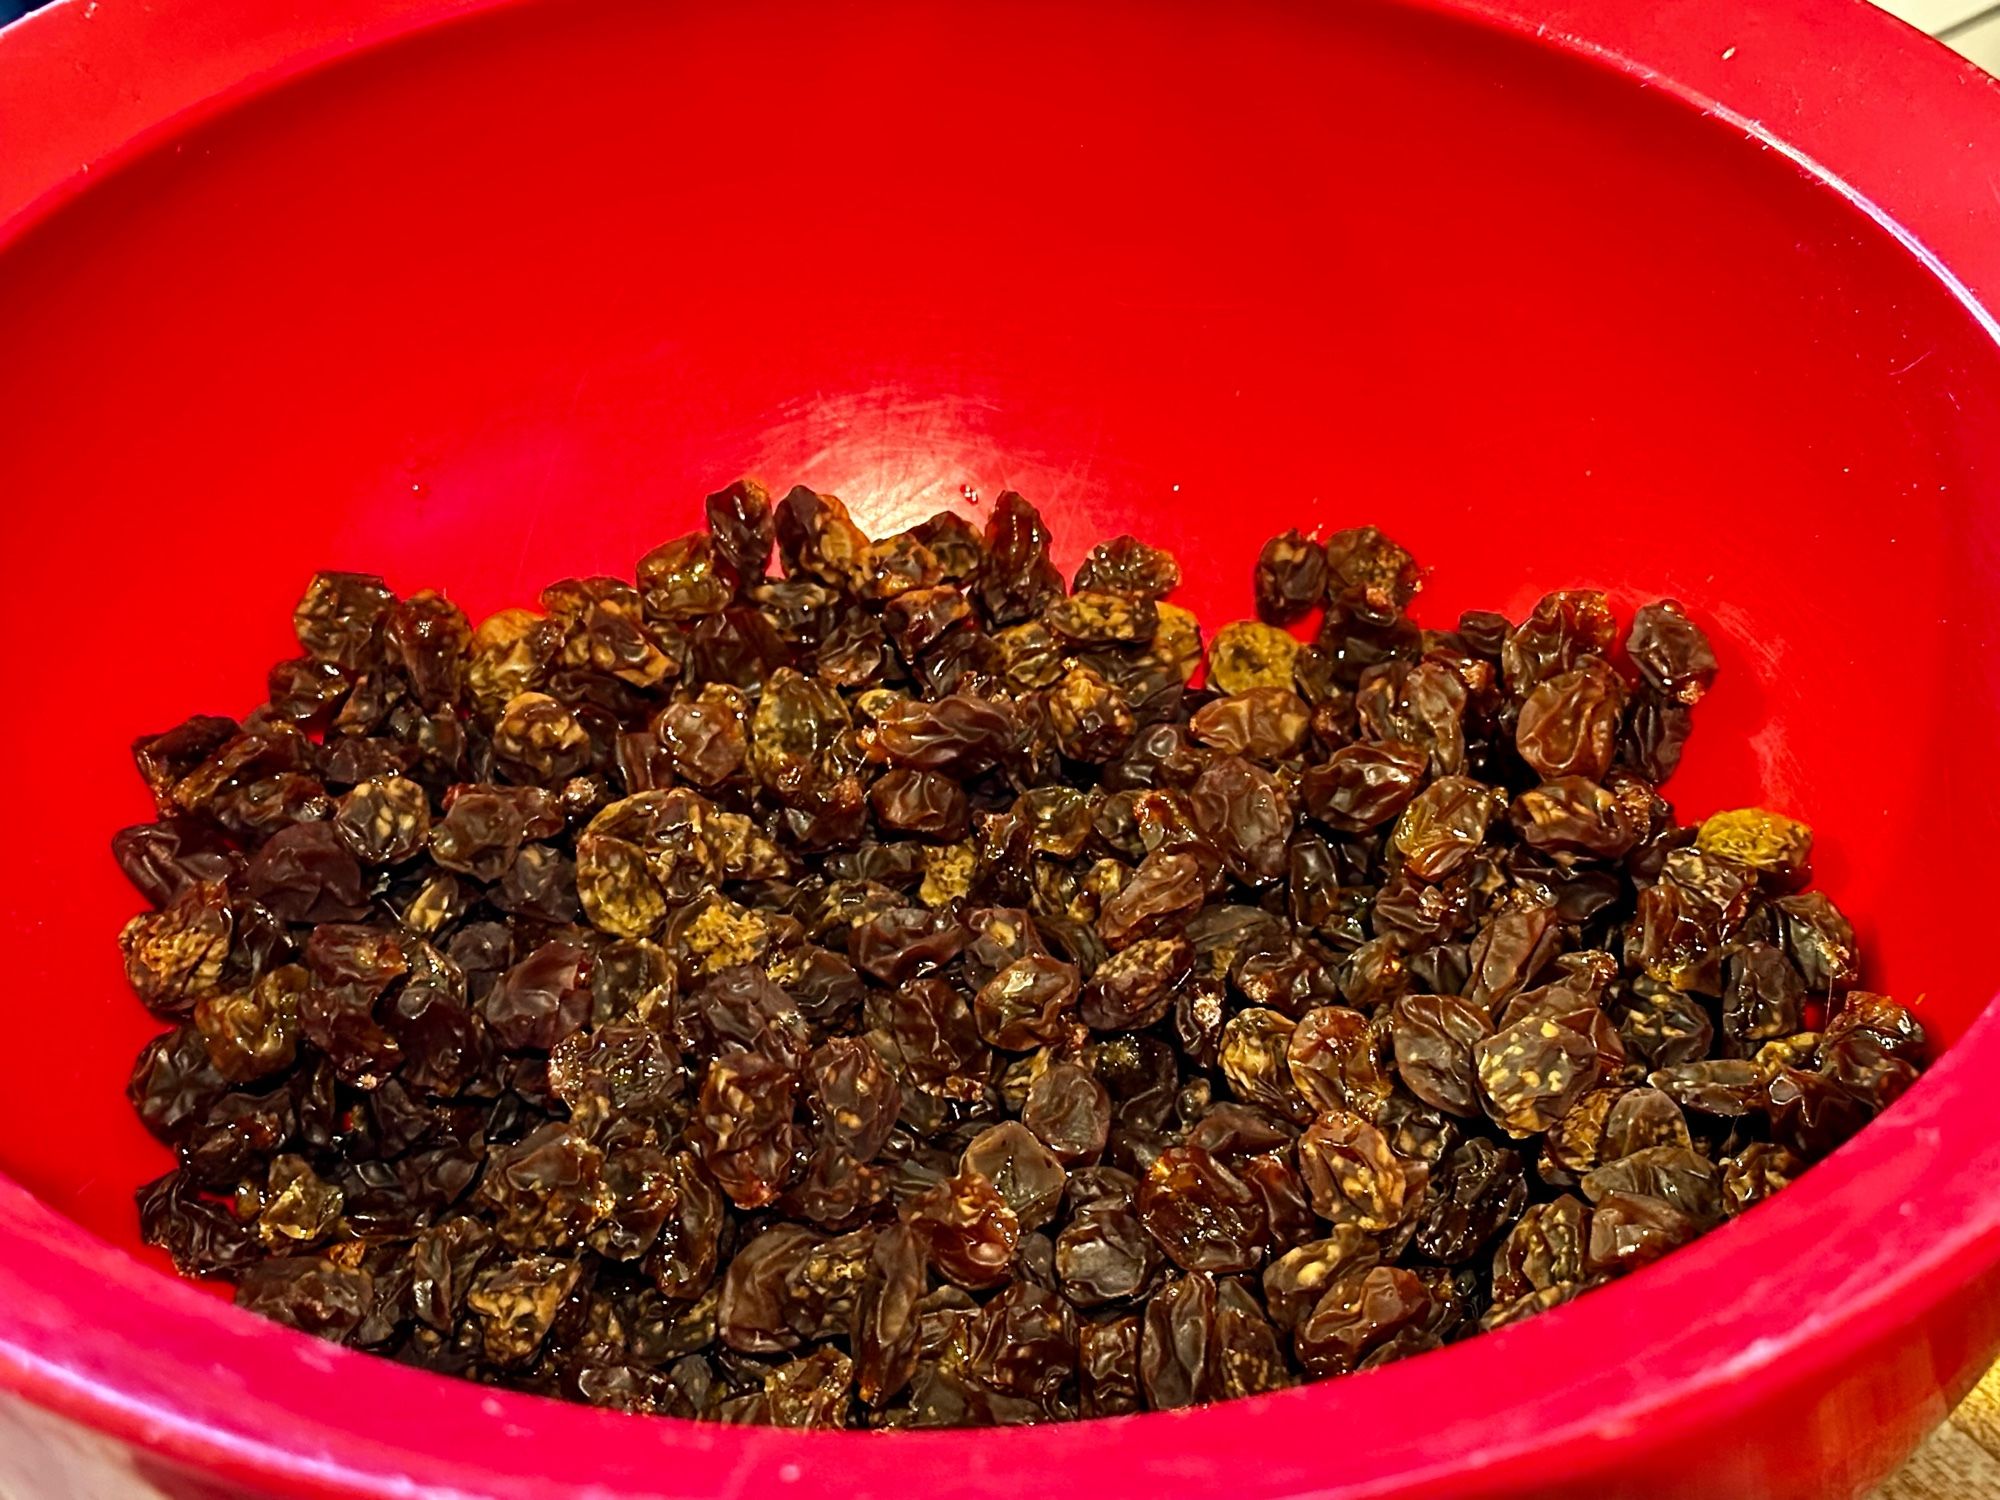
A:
[120, 481, 1928, 1427]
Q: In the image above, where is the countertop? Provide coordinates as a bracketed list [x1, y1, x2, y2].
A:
[1878, 1361, 2000, 1497]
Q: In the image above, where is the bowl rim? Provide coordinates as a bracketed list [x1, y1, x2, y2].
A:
[5, 0, 2000, 1495]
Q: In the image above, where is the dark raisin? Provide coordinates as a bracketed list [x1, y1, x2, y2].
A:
[1253, 530, 1328, 625]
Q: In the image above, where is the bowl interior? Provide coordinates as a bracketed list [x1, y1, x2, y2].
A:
[0, 0, 1995, 1280]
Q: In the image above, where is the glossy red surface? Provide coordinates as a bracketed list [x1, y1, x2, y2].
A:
[2, 0, 2000, 1494]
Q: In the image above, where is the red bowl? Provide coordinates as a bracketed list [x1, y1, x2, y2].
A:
[4, 0, 2000, 1494]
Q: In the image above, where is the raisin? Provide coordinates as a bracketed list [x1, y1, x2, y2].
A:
[121, 879, 235, 1016]
[978, 491, 1065, 625]
[1411, 1138, 1527, 1263]
[904, 1167, 1020, 1289]
[1058, 1197, 1159, 1307]
[962, 1122, 1068, 1233]
[870, 768, 971, 840]
[1298, 1108, 1411, 1231]
[1073, 535, 1182, 599]
[1295, 1265, 1430, 1376]
[1046, 590, 1159, 647]
[331, 775, 432, 865]
[1392, 776, 1499, 881]
[1515, 658, 1626, 782]
[1322, 527, 1420, 625]
[387, 591, 472, 711]
[1190, 755, 1295, 884]
[1139, 1271, 1218, 1409]
[1137, 1146, 1267, 1273]
[1390, 993, 1492, 1118]
[974, 954, 1081, 1049]
[1502, 590, 1616, 696]
[1047, 666, 1136, 763]
[1207, 620, 1300, 694]
[1288, 1005, 1393, 1115]
[492, 692, 593, 782]
[1254, 529, 1328, 625]
[704, 478, 775, 584]
[691, 1047, 800, 1210]
[295, 572, 395, 671]
[1218, 1007, 1304, 1116]
[195, 965, 306, 1083]
[875, 691, 1016, 774]
[1189, 687, 1310, 761]
[1022, 1062, 1113, 1165]
[120, 482, 1921, 1430]
[1301, 741, 1428, 833]
[1697, 807, 1813, 876]
[1262, 1228, 1381, 1331]
[1079, 937, 1191, 1031]
[1627, 599, 1717, 705]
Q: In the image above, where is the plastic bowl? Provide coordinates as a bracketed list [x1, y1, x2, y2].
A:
[4, 0, 2000, 1495]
